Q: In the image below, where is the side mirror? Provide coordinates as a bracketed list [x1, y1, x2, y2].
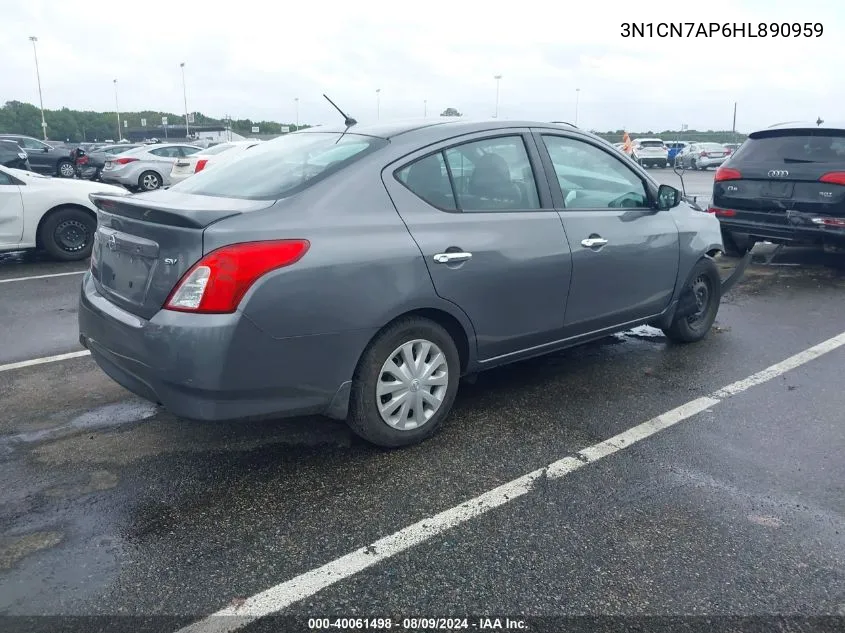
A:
[656, 184, 681, 210]
[43, 146, 50, 153]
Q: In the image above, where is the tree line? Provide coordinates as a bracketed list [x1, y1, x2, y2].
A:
[1, 99, 745, 144]
[0, 101, 306, 142]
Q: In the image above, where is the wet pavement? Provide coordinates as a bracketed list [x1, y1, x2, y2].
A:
[1, 183, 844, 631]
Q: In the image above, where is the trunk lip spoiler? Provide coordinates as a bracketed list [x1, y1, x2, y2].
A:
[720, 250, 753, 295]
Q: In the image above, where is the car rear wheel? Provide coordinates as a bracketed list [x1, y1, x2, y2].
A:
[348, 316, 461, 448]
[57, 159, 75, 178]
[38, 206, 96, 261]
[662, 257, 721, 343]
[139, 171, 162, 191]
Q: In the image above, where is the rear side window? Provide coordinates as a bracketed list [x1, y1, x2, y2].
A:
[171, 132, 387, 200]
[150, 147, 181, 158]
[396, 153, 457, 211]
[0, 171, 13, 185]
[733, 131, 845, 164]
[397, 135, 541, 212]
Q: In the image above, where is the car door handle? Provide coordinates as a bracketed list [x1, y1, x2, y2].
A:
[581, 238, 608, 248]
[433, 252, 473, 264]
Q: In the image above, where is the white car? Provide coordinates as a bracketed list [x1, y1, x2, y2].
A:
[0, 165, 127, 261]
[630, 138, 669, 168]
[169, 140, 261, 185]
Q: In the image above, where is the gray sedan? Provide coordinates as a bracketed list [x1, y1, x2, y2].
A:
[675, 142, 730, 170]
[78, 119, 747, 448]
[100, 143, 201, 190]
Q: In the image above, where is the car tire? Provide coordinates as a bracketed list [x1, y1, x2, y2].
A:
[38, 206, 96, 261]
[347, 316, 461, 448]
[662, 257, 721, 344]
[57, 159, 75, 178]
[138, 170, 162, 191]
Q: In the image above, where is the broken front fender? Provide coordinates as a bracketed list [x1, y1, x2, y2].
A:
[720, 250, 753, 296]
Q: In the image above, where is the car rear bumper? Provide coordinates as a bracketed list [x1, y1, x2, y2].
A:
[168, 172, 192, 185]
[719, 218, 845, 246]
[78, 272, 367, 422]
[100, 170, 136, 186]
[698, 157, 727, 168]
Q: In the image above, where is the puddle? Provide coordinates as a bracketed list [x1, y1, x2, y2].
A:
[614, 325, 666, 341]
[0, 401, 158, 452]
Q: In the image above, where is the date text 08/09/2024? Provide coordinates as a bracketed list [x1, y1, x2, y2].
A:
[621, 22, 823, 38]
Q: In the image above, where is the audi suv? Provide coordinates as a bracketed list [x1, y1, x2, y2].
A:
[710, 122, 845, 256]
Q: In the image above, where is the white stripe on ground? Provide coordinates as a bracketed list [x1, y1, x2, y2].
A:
[176, 330, 845, 633]
[0, 270, 86, 284]
[0, 350, 90, 373]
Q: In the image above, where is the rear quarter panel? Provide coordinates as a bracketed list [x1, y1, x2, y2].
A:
[203, 160, 477, 361]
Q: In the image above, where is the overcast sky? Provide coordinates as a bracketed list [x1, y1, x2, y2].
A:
[1, 0, 842, 132]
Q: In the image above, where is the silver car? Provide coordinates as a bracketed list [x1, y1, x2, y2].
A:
[100, 143, 201, 190]
[78, 119, 748, 448]
[676, 142, 729, 170]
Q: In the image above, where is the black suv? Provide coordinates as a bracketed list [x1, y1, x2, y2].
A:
[0, 139, 30, 170]
[710, 122, 845, 255]
[0, 134, 75, 177]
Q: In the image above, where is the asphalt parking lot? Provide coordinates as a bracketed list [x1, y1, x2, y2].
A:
[1, 167, 844, 632]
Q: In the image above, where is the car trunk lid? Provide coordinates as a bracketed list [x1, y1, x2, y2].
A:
[89, 190, 274, 320]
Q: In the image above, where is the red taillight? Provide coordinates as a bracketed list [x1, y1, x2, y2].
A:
[811, 217, 845, 227]
[715, 167, 742, 182]
[699, 151, 708, 157]
[819, 172, 845, 186]
[77, 156, 89, 165]
[725, 149, 732, 155]
[164, 240, 310, 314]
[707, 206, 736, 217]
[194, 159, 208, 173]
[114, 157, 138, 165]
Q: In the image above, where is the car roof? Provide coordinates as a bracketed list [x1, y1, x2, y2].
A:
[294, 118, 606, 146]
[757, 121, 845, 133]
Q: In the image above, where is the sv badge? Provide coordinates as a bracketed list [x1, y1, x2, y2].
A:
[164, 257, 178, 265]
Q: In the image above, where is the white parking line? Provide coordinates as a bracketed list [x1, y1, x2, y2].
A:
[0, 270, 86, 284]
[0, 350, 91, 373]
[176, 330, 845, 633]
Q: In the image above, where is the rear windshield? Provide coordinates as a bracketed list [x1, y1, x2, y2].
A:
[637, 140, 665, 148]
[171, 132, 387, 200]
[733, 131, 845, 164]
[700, 143, 727, 151]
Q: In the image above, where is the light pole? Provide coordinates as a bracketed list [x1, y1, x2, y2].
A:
[294, 97, 299, 129]
[114, 79, 122, 141]
[376, 88, 381, 120]
[424, 99, 427, 117]
[28, 36, 47, 140]
[575, 88, 580, 126]
[180, 62, 190, 138]
[493, 74, 502, 118]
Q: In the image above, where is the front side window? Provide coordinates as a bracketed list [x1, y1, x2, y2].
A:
[171, 132, 386, 200]
[18, 137, 48, 151]
[541, 135, 649, 209]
